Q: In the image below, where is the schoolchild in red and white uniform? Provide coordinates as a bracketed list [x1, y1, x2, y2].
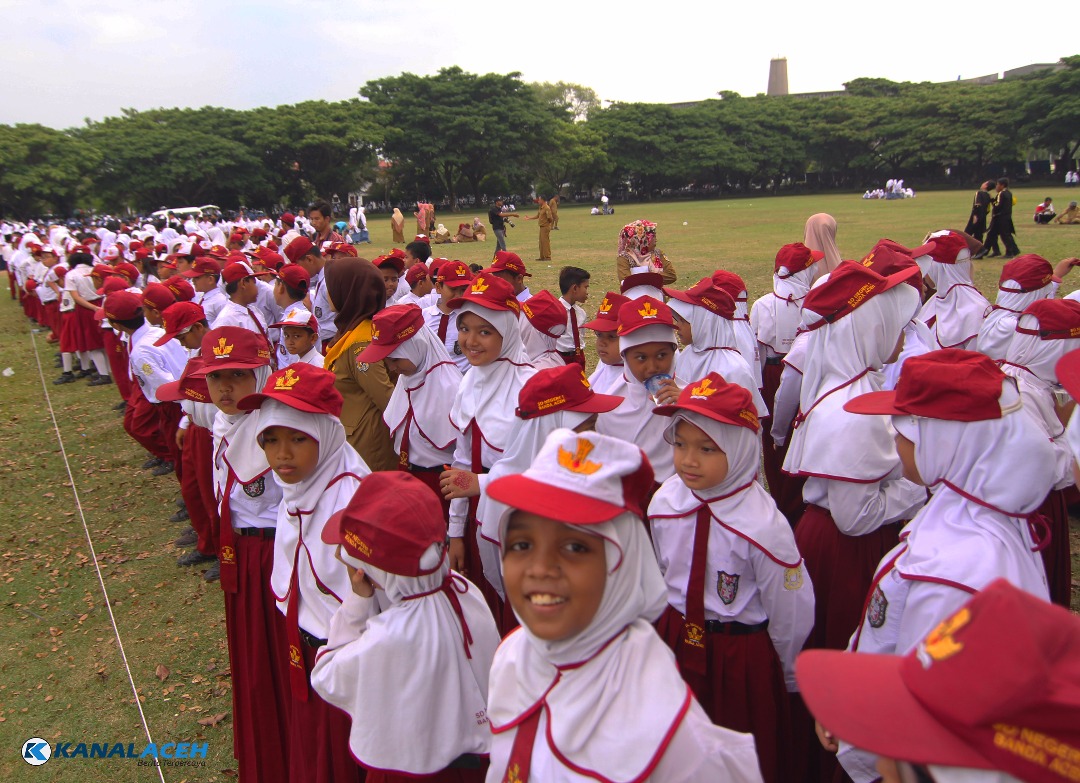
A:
[827, 352, 1054, 781]
[483, 429, 765, 783]
[240, 362, 369, 783]
[581, 292, 629, 395]
[596, 296, 683, 484]
[711, 269, 760, 390]
[519, 290, 568, 370]
[182, 257, 227, 326]
[211, 261, 272, 348]
[619, 270, 665, 302]
[648, 374, 814, 783]
[1000, 299, 1080, 606]
[975, 254, 1074, 361]
[422, 260, 474, 374]
[396, 263, 438, 309]
[915, 230, 990, 351]
[312, 472, 501, 783]
[270, 307, 324, 369]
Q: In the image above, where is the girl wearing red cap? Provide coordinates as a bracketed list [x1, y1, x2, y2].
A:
[485, 429, 764, 783]
[915, 230, 990, 352]
[837, 350, 1054, 783]
[192, 327, 289, 782]
[711, 270, 760, 391]
[311, 473, 501, 782]
[244, 362, 369, 783]
[649, 374, 814, 783]
[1001, 300, 1080, 606]
[440, 274, 536, 622]
[581, 292, 629, 395]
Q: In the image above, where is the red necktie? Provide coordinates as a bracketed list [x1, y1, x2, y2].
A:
[245, 306, 278, 370]
[438, 312, 450, 343]
[398, 408, 413, 470]
[285, 538, 309, 701]
[678, 506, 710, 677]
[568, 307, 585, 367]
[501, 706, 542, 783]
[217, 474, 238, 594]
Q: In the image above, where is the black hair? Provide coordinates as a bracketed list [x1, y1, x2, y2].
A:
[1045, 196, 1053, 203]
[309, 199, 332, 218]
[998, 177, 1010, 187]
[225, 279, 240, 296]
[68, 252, 94, 268]
[405, 240, 431, 263]
[559, 266, 590, 295]
[469, 263, 484, 274]
[113, 314, 145, 331]
[276, 278, 308, 302]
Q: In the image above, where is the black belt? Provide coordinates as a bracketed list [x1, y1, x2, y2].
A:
[765, 356, 785, 365]
[408, 463, 443, 473]
[300, 629, 328, 649]
[237, 527, 276, 539]
[448, 754, 484, 770]
[705, 619, 769, 635]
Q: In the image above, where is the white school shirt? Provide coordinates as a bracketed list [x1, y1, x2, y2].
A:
[555, 297, 587, 354]
[196, 286, 227, 325]
[37, 264, 61, 304]
[800, 470, 927, 536]
[295, 345, 324, 367]
[423, 303, 469, 373]
[128, 323, 188, 404]
[309, 270, 337, 343]
[210, 299, 270, 338]
[515, 286, 532, 303]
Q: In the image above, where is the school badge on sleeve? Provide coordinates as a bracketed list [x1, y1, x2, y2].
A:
[868, 585, 889, 628]
[717, 571, 740, 605]
[242, 477, 265, 497]
[783, 565, 804, 590]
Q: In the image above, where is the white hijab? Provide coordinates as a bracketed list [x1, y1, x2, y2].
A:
[649, 412, 800, 564]
[448, 303, 536, 460]
[310, 543, 500, 775]
[212, 365, 274, 492]
[976, 279, 1055, 361]
[753, 263, 819, 353]
[521, 319, 566, 369]
[384, 322, 462, 452]
[892, 382, 1052, 598]
[920, 253, 990, 349]
[488, 510, 690, 783]
[784, 284, 921, 480]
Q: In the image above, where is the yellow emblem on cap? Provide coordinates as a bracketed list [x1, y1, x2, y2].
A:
[274, 367, 301, 391]
[598, 297, 612, 313]
[371, 324, 380, 341]
[557, 437, 602, 475]
[691, 378, 717, 399]
[471, 277, 489, 293]
[638, 301, 658, 318]
[213, 337, 234, 357]
[580, 371, 591, 389]
[917, 607, 971, 668]
[861, 251, 876, 267]
[286, 308, 299, 320]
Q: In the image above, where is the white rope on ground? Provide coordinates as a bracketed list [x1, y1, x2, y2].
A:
[28, 331, 166, 783]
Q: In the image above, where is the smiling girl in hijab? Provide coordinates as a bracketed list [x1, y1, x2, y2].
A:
[484, 429, 765, 783]
[649, 375, 814, 783]
[803, 214, 842, 274]
[240, 363, 370, 783]
[322, 256, 398, 471]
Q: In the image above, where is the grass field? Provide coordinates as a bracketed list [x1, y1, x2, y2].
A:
[1, 189, 1077, 781]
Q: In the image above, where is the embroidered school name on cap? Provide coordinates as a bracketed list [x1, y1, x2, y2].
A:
[846, 283, 877, 310]
[213, 337, 234, 357]
[557, 438, 602, 475]
[916, 607, 970, 668]
[274, 368, 301, 391]
[536, 394, 567, 411]
[521, 302, 535, 319]
[343, 530, 372, 557]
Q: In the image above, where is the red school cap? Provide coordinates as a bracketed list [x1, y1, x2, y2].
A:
[112, 262, 139, 284]
[280, 212, 296, 225]
[619, 272, 665, 299]
[237, 362, 343, 417]
[357, 304, 426, 363]
[801, 260, 920, 331]
[919, 230, 970, 264]
[653, 372, 760, 433]
[999, 255, 1055, 293]
[404, 264, 429, 286]
[436, 260, 473, 287]
[1056, 349, 1080, 401]
[321, 472, 446, 575]
[269, 306, 319, 333]
[582, 292, 630, 332]
[858, 243, 924, 294]
[155, 355, 212, 405]
[206, 244, 229, 260]
[228, 232, 246, 245]
[664, 277, 736, 319]
[181, 257, 221, 278]
[710, 270, 748, 302]
[490, 251, 530, 277]
[516, 364, 624, 420]
[96, 276, 130, 296]
[276, 264, 310, 292]
[283, 236, 315, 263]
[220, 261, 256, 285]
[521, 290, 566, 337]
[487, 429, 654, 524]
[373, 254, 405, 275]
[616, 295, 676, 336]
[154, 301, 207, 346]
[413, 234, 430, 244]
[142, 282, 177, 312]
[325, 242, 358, 258]
[163, 276, 195, 302]
[774, 242, 825, 276]
[102, 291, 143, 321]
[844, 349, 1008, 422]
[796, 578, 1080, 783]
[1015, 298, 1080, 340]
[251, 227, 268, 239]
[191, 327, 273, 376]
[447, 273, 520, 315]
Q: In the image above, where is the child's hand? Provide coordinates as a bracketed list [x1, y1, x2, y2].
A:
[448, 537, 466, 574]
[175, 429, 186, 450]
[440, 468, 480, 499]
[336, 547, 375, 597]
[815, 720, 839, 753]
[654, 378, 681, 405]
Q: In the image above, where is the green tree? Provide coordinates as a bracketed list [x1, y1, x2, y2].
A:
[0, 124, 101, 218]
[1019, 57, 1080, 164]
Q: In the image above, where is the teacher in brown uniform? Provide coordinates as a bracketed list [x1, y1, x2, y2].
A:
[524, 195, 553, 261]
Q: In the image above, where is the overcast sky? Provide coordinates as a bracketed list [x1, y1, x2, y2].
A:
[0, 0, 1069, 129]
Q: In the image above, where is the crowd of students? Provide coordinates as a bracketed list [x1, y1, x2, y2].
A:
[4, 211, 1080, 783]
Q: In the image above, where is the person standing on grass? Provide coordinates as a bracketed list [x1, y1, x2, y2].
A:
[963, 181, 993, 241]
[523, 195, 554, 261]
[974, 179, 1020, 259]
[487, 199, 519, 253]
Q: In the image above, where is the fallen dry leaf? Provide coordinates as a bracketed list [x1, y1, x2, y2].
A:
[197, 712, 229, 727]
[155, 664, 170, 682]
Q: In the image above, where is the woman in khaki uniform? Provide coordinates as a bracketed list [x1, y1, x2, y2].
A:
[390, 208, 406, 243]
[322, 257, 399, 470]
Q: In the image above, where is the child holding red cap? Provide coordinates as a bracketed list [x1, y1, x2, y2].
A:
[596, 296, 683, 484]
[999, 300, 1080, 606]
[519, 290, 568, 370]
[837, 349, 1053, 783]
[311, 472, 501, 782]
[240, 362, 368, 783]
[581, 291, 629, 394]
[484, 429, 764, 783]
[438, 273, 535, 619]
[357, 303, 460, 505]
[186, 327, 289, 780]
[648, 373, 814, 783]
[423, 260, 474, 374]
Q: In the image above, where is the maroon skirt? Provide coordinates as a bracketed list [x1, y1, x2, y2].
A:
[365, 761, 486, 783]
[102, 328, 131, 400]
[59, 310, 78, 353]
[760, 361, 807, 525]
[186, 424, 220, 556]
[72, 303, 104, 352]
[1038, 488, 1072, 607]
[657, 605, 791, 783]
[794, 504, 902, 651]
[223, 534, 291, 783]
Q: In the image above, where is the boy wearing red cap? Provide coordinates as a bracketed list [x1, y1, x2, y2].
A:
[241, 362, 368, 783]
[211, 262, 274, 354]
[422, 260, 474, 374]
[649, 374, 814, 783]
[485, 429, 765, 783]
[311, 473, 501, 782]
[581, 291, 629, 395]
[374, 254, 406, 306]
[182, 257, 227, 325]
[520, 290, 569, 370]
[397, 263, 436, 308]
[489, 251, 532, 301]
[270, 307, 323, 369]
[284, 237, 336, 345]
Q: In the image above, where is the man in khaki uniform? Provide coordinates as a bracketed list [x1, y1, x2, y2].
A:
[550, 194, 560, 230]
[525, 196, 553, 260]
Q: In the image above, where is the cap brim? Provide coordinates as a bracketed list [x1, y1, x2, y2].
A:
[581, 318, 617, 332]
[155, 379, 184, 402]
[180, 269, 202, 278]
[152, 331, 183, 347]
[235, 391, 329, 414]
[662, 287, 696, 306]
[810, 249, 826, 261]
[486, 474, 627, 525]
[652, 400, 757, 431]
[907, 240, 937, 258]
[842, 390, 904, 416]
[356, 341, 398, 363]
[446, 294, 516, 313]
[796, 650, 992, 771]
[190, 359, 268, 378]
[1057, 352, 1080, 401]
[568, 391, 624, 415]
[321, 508, 347, 546]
